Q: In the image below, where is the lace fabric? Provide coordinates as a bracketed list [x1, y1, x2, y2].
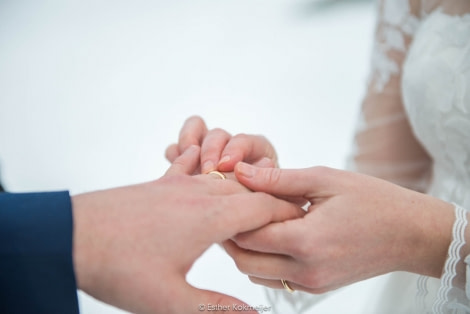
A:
[354, 1, 470, 313]
[433, 204, 470, 313]
[359, 1, 470, 312]
[402, 5, 470, 312]
[369, 0, 420, 92]
[347, 0, 432, 193]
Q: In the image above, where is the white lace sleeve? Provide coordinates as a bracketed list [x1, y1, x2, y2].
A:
[432, 204, 470, 313]
[346, 0, 432, 192]
[370, 0, 420, 91]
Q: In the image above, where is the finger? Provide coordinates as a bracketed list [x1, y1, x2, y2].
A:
[212, 192, 305, 242]
[237, 158, 307, 206]
[165, 143, 180, 163]
[165, 145, 201, 176]
[223, 240, 296, 281]
[195, 173, 250, 195]
[248, 276, 335, 294]
[276, 195, 309, 207]
[201, 170, 241, 184]
[233, 219, 303, 256]
[252, 157, 276, 169]
[248, 276, 311, 293]
[223, 241, 331, 294]
[235, 163, 336, 198]
[217, 134, 277, 172]
[200, 128, 231, 174]
[247, 276, 286, 290]
[221, 171, 236, 182]
[178, 116, 208, 153]
[245, 158, 307, 206]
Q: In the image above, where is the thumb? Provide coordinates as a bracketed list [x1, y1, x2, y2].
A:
[235, 162, 324, 197]
[182, 284, 259, 314]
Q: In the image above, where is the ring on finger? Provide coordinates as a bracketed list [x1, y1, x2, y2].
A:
[281, 279, 294, 293]
[207, 170, 226, 180]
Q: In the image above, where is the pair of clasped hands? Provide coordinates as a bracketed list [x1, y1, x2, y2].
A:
[73, 116, 454, 314]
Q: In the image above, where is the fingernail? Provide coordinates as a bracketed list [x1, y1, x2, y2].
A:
[218, 155, 231, 165]
[202, 160, 215, 173]
[236, 162, 255, 178]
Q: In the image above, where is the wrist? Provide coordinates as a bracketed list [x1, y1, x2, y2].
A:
[71, 193, 98, 293]
[404, 193, 455, 278]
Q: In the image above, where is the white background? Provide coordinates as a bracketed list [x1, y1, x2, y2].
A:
[0, 1, 386, 313]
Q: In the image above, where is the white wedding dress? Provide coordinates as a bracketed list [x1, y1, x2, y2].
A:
[265, 0, 470, 313]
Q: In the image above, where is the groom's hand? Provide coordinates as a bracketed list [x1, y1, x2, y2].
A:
[165, 116, 278, 175]
[73, 146, 304, 313]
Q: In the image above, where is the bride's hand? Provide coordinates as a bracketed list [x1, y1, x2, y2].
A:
[223, 163, 455, 294]
[165, 116, 278, 175]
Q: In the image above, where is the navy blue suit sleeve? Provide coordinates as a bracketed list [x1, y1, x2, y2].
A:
[0, 191, 79, 314]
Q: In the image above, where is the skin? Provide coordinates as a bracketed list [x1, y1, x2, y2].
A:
[229, 163, 455, 293]
[165, 116, 278, 174]
[72, 145, 304, 314]
[169, 116, 457, 295]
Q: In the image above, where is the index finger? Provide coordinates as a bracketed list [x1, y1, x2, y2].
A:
[178, 116, 208, 154]
[233, 218, 302, 256]
[165, 145, 201, 176]
[212, 192, 305, 242]
[235, 163, 339, 198]
[217, 134, 278, 172]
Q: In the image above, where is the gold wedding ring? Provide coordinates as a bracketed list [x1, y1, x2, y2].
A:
[281, 279, 294, 293]
[207, 170, 226, 180]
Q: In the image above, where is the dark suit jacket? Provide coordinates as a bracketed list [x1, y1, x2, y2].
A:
[0, 191, 79, 314]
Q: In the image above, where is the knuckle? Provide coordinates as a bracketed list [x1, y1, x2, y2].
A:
[264, 167, 282, 186]
[210, 127, 229, 137]
[200, 146, 216, 159]
[224, 133, 252, 156]
[261, 138, 276, 157]
[290, 241, 311, 259]
[256, 134, 269, 145]
[232, 133, 249, 142]
[159, 174, 186, 186]
[259, 157, 276, 168]
[202, 130, 229, 154]
[172, 157, 186, 168]
[311, 165, 333, 177]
